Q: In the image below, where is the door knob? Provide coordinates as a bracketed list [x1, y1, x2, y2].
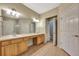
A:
[74, 35, 79, 37]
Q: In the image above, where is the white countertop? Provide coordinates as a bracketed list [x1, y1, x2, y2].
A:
[0, 33, 44, 41]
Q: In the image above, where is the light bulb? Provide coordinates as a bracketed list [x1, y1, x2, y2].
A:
[6, 10, 11, 15]
[12, 11, 16, 16]
[16, 12, 21, 18]
[32, 18, 39, 22]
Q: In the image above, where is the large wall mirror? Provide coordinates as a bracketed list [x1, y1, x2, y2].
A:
[0, 8, 36, 36]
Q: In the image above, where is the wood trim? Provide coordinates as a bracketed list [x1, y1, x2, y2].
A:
[46, 15, 58, 46]
[55, 16, 58, 46]
[46, 15, 57, 20]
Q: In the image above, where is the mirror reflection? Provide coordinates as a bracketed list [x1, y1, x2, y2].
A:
[0, 8, 36, 37]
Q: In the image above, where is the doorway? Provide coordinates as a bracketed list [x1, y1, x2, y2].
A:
[46, 16, 57, 46]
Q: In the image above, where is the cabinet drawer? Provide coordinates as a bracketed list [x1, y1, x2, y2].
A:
[18, 41, 28, 54]
[1, 41, 10, 47]
[24, 37, 30, 41]
[11, 39, 23, 44]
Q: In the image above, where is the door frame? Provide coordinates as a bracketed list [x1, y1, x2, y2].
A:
[45, 15, 58, 46]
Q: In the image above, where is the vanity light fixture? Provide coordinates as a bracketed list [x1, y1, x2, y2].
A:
[2, 8, 21, 18]
[32, 18, 39, 22]
[11, 10, 16, 16]
[3, 8, 12, 15]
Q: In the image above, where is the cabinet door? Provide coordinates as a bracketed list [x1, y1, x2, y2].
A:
[18, 41, 28, 54]
[4, 45, 11, 56]
[37, 35, 44, 45]
[37, 35, 42, 45]
[1, 47, 5, 56]
[3, 44, 18, 56]
[10, 44, 18, 56]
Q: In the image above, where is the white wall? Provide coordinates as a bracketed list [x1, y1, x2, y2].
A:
[36, 19, 45, 33]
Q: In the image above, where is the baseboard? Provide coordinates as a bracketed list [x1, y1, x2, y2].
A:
[56, 46, 71, 56]
[60, 48, 71, 56]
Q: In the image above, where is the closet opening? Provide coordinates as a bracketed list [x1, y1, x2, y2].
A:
[46, 16, 58, 46]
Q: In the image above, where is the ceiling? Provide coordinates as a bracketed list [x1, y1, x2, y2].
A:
[23, 3, 60, 14]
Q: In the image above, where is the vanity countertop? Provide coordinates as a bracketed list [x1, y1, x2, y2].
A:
[0, 33, 45, 41]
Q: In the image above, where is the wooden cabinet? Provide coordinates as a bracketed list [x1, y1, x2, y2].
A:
[1, 44, 18, 56]
[4, 45, 11, 56]
[0, 41, 11, 56]
[0, 34, 45, 56]
[37, 35, 44, 45]
[10, 44, 18, 56]
[34, 34, 45, 45]
[18, 41, 28, 54]
[37, 35, 42, 45]
[1, 47, 5, 56]
[0, 39, 28, 56]
[1, 41, 10, 46]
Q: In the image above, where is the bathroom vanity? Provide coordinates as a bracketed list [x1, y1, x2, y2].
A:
[0, 33, 45, 56]
[0, 8, 44, 56]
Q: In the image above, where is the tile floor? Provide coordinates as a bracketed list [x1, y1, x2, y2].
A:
[21, 42, 69, 56]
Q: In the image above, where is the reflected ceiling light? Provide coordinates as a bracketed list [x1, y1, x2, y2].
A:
[70, 19, 73, 23]
[32, 18, 39, 22]
[6, 10, 11, 15]
[11, 11, 16, 16]
[15, 12, 21, 18]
